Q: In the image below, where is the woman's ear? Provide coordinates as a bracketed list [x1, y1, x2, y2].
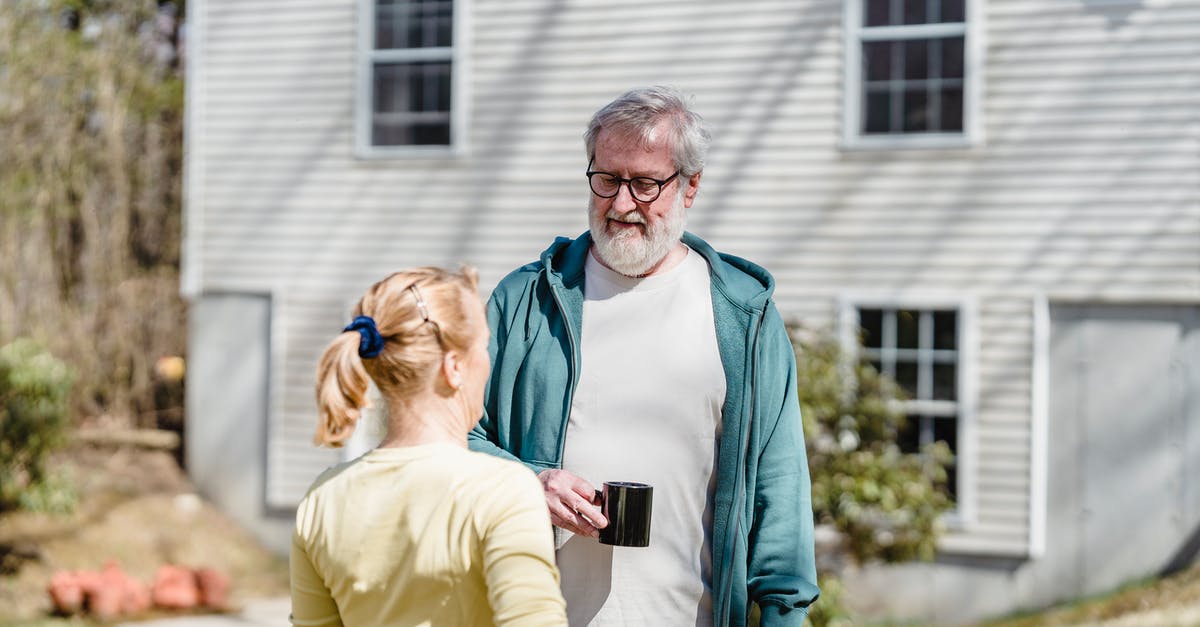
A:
[441, 350, 465, 391]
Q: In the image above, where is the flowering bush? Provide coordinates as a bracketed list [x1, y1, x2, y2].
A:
[793, 325, 953, 564]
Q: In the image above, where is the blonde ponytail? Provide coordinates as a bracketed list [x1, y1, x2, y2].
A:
[311, 266, 482, 448]
[313, 332, 371, 447]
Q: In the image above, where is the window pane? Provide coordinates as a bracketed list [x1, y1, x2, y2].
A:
[941, 0, 965, 23]
[897, 414, 922, 453]
[376, 0, 453, 50]
[942, 36, 964, 79]
[374, 62, 451, 113]
[372, 61, 452, 146]
[941, 86, 964, 132]
[933, 417, 958, 499]
[865, 0, 891, 27]
[933, 363, 957, 400]
[903, 88, 929, 132]
[897, 310, 919, 348]
[410, 122, 451, 145]
[933, 416, 957, 454]
[863, 41, 894, 82]
[859, 308, 884, 348]
[864, 89, 891, 134]
[903, 39, 929, 80]
[895, 360, 919, 397]
[933, 310, 957, 350]
[903, 0, 927, 24]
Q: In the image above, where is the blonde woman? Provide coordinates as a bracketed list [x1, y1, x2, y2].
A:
[290, 267, 567, 627]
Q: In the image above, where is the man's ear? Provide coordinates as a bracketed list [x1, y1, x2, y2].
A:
[683, 171, 702, 208]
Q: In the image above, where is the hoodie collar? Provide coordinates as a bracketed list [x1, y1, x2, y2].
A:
[539, 231, 775, 312]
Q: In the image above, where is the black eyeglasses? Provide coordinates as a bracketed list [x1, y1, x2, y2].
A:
[586, 161, 681, 203]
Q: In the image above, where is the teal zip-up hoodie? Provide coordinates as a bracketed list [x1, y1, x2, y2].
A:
[468, 232, 819, 625]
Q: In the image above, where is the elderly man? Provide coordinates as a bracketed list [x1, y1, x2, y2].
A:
[469, 86, 819, 626]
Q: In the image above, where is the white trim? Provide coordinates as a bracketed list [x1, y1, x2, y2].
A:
[1028, 293, 1050, 559]
[837, 291, 980, 530]
[354, 0, 371, 157]
[371, 46, 453, 63]
[180, 0, 206, 298]
[843, 133, 975, 151]
[859, 22, 968, 41]
[265, 286, 290, 509]
[838, 290, 977, 311]
[354, 0, 470, 159]
[957, 297, 979, 528]
[840, 0, 986, 151]
[454, 0, 471, 155]
[965, 0, 987, 144]
[841, 0, 862, 152]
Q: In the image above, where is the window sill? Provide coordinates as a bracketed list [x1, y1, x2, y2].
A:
[840, 132, 982, 153]
[353, 144, 466, 161]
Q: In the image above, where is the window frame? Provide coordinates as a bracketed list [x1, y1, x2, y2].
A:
[841, 0, 985, 151]
[354, 0, 470, 159]
[838, 293, 979, 529]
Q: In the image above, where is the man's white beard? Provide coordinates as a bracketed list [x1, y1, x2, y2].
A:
[589, 191, 687, 277]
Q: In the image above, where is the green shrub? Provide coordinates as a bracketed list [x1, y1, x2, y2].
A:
[0, 338, 75, 511]
[804, 574, 851, 627]
[792, 325, 955, 625]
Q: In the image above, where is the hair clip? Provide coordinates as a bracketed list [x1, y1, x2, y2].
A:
[408, 284, 430, 322]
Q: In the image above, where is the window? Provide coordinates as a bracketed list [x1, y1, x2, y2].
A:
[843, 0, 981, 149]
[356, 0, 465, 156]
[843, 302, 976, 521]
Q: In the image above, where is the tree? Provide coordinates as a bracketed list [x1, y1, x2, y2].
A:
[0, 0, 186, 429]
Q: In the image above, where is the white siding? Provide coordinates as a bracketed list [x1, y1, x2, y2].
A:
[188, 0, 1200, 556]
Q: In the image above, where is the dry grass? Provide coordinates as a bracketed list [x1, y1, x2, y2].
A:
[0, 442, 289, 624]
[980, 563, 1200, 627]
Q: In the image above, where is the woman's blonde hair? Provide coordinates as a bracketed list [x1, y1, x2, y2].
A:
[313, 266, 481, 447]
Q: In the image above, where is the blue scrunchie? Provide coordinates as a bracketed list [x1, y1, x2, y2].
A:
[344, 315, 385, 359]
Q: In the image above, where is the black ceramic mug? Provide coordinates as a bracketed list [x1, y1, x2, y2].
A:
[595, 481, 653, 547]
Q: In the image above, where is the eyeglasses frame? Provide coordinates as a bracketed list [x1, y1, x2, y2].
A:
[585, 160, 682, 203]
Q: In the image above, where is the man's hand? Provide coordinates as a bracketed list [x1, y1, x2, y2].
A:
[537, 469, 608, 538]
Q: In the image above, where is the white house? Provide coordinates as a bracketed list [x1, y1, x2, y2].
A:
[182, 0, 1200, 623]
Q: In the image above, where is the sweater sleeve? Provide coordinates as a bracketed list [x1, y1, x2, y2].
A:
[289, 529, 343, 627]
[479, 465, 568, 626]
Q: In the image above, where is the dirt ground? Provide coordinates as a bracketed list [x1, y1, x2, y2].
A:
[3, 441, 1197, 627]
[0, 442, 289, 624]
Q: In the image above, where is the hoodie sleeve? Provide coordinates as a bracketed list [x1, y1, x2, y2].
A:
[745, 306, 820, 625]
[467, 287, 532, 468]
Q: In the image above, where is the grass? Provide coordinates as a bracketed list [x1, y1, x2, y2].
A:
[980, 562, 1200, 626]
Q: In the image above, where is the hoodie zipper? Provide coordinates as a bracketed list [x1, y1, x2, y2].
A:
[547, 275, 579, 468]
[719, 306, 766, 626]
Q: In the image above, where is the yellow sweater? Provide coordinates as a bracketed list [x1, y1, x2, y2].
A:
[290, 443, 567, 626]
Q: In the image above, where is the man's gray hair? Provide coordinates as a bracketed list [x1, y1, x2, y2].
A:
[584, 86, 712, 177]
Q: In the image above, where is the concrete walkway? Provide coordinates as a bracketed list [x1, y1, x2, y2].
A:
[117, 598, 290, 627]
